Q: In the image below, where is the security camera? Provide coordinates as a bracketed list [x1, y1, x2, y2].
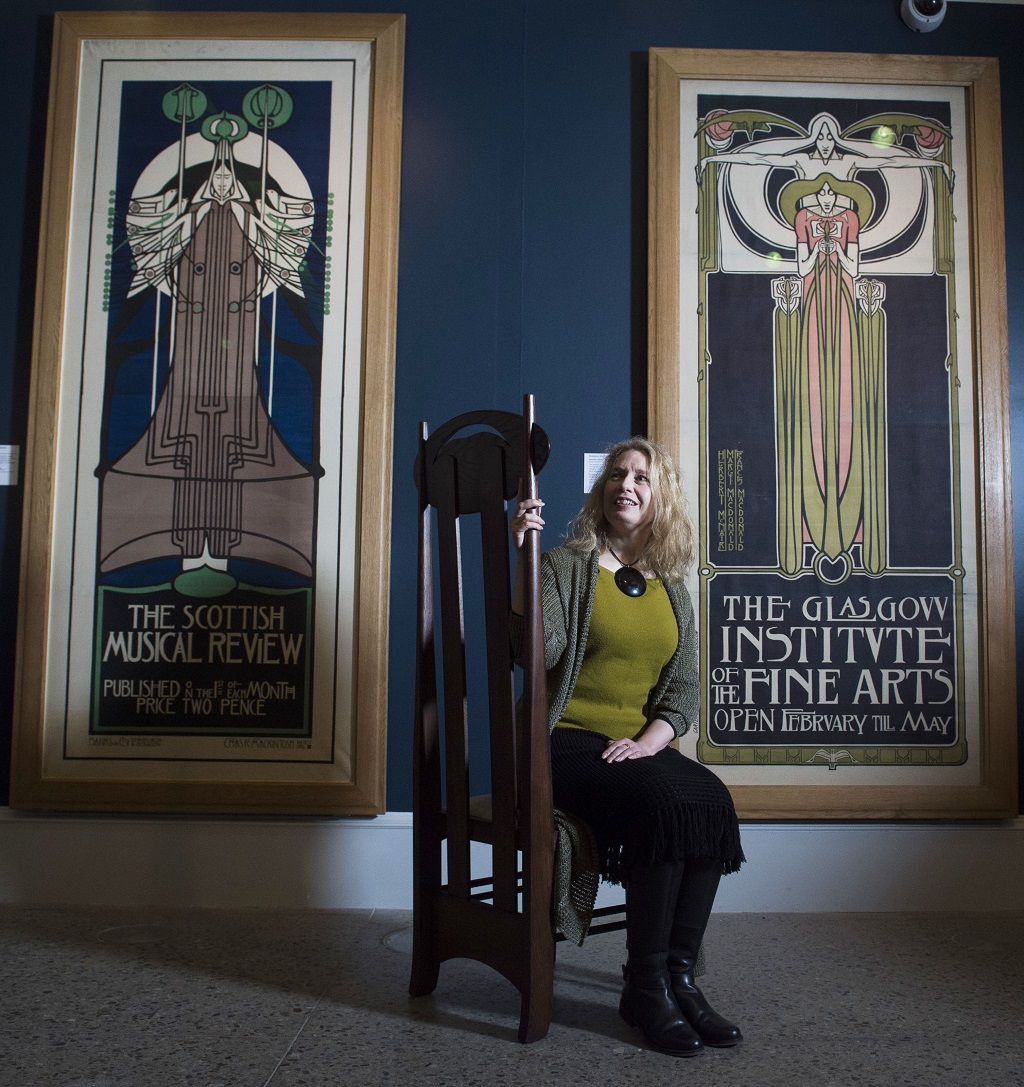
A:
[900, 0, 946, 32]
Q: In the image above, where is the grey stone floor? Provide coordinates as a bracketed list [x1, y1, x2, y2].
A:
[0, 907, 1021, 1087]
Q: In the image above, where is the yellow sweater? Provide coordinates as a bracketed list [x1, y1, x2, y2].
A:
[557, 565, 678, 741]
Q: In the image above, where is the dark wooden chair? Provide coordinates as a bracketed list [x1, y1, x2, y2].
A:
[410, 395, 625, 1043]
[410, 394, 554, 1042]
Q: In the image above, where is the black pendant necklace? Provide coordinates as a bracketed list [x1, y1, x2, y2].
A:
[608, 546, 646, 597]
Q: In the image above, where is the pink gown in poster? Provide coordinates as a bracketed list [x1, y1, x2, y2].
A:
[794, 184, 863, 569]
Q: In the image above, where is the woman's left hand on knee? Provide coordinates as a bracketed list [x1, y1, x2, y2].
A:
[602, 737, 655, 762]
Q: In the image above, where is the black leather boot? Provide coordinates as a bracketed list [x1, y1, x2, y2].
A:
[619, 954, 703, 1057]
[666, 955, 743, 1047]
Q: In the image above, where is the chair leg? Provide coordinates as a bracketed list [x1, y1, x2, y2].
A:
[517, 979, 553, 1043]
[408, 926, 441, 995]
[409, 882, 440, 997]
[516, 935, 556, 1043]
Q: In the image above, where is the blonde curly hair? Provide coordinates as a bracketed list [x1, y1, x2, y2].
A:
[564, 436, 695, 584]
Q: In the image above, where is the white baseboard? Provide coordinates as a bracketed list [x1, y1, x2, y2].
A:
[1, 808, 1022, 911]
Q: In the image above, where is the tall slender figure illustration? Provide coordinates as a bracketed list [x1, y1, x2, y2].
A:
[98, 85, 318, 584]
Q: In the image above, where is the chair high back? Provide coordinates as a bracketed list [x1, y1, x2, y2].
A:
[410, 394, 555, 1043]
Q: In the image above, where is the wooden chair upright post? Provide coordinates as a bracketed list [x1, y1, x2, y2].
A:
[518, 395, 556, 1041]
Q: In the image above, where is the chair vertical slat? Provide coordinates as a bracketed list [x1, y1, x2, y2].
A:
[478, 452, 519, 913]
[434, 462, 471, 899]
[410, 422, 442, 997]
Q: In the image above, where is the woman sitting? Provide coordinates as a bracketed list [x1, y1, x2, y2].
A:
[510, 437, 744, 1057]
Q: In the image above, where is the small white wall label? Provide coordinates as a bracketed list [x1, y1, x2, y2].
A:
[0, 445, 19, 486]
[584, 453, 605, 493]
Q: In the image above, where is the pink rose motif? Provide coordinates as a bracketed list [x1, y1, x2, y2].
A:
[704, 109, 734, 148]
[915, 126, 946, 154]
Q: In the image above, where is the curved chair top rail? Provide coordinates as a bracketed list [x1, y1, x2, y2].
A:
[415, 409, 550, 514]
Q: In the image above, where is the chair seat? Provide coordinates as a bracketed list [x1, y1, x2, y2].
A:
[442, 792, 506, 845]
[468, 792, 496, 826]
[428, 794, 506, 845]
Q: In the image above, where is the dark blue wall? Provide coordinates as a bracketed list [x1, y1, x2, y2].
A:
[1, 0, 1021, 813]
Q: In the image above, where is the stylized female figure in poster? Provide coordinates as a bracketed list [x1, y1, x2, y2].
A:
[98, 84, 320, 587]
[696, 110, 952, 581]
[785, 176, 879, 580]
[698, 113, 953, 201]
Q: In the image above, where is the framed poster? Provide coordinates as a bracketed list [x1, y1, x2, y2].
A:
[648, 48, 1016, 819]
[10, 12, 404, 814]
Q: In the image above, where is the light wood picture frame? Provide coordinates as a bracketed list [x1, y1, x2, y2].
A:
[648, 47, 1016, 819]
[11, 11, 404, 814]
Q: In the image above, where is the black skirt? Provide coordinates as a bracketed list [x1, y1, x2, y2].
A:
[550, 727, 745, 885]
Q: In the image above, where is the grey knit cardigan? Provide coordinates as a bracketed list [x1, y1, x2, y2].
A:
[509, 546, 699, 738]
